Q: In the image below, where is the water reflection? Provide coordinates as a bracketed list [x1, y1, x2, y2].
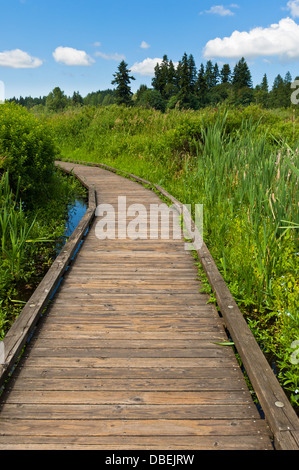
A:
[56, 197, 87, 254]
[64, 198, 87, 238]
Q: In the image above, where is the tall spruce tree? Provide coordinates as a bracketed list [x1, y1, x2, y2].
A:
[165, 60, 177, 98]
[152, 55, 168, 98]
[220, 64, 231, 84]
[261, 73, 269, 93]
[111, 60, 135, 106]
[212, 63, 220, 87]
[177, 53, 198, 109]
[269, 73, 292, 108]
[284, 71, 293, 107]
[255, 73, 269, 107]
[187, 54, 197, 93]
[232, 57, 252, 89]
[231, 57, 253, 105]
[196, 63, 208, 106]
[205, 60, 215, 89]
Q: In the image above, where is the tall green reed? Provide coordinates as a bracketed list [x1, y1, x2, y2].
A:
[191, 111, 298, 310]
[0, 172, 50, 280]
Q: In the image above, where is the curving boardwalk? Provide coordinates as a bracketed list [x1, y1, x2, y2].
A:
[0, 162, 275, 449]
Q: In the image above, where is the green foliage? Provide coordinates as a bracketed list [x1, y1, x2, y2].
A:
[0, 103, 87, 339]
[0, 167, 87, 339]
[136, 89, 166, 112]
[0, 102, 56, 207]
[232, 57, 253, 89]
[111, 60, 135, 106]
[46, 87, 68, 112]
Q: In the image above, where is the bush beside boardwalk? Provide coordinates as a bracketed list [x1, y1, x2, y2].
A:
[0, 103, 86, 339]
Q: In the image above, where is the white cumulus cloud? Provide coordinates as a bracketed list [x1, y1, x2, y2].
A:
[287, 0, 299, 17]
[53, 46, 95, 66]
[0, 49, 42, 68]
[130, 58, 163, 76]
[140, 41, 150, 49]
[203, 17, 299, 61]
[203, 5, 235, 16]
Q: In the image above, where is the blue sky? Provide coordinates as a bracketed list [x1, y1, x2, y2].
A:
[1, 0, 299, 99]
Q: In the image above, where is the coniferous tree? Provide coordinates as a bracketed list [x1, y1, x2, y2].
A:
[284, 71, 293, 107]
[220, 64, 231, 84]
[269, 74, 284, 107]
[152, 55, 169, 98]
[177, 53, 189, 92]
[261, 73, 269, 93]
[212, 63, 220, 87]
[177, 53, 198, 109]
[187, 54, 197, 94]
[165, 60, 177, 99]
[152, 56, 178, 102]
[205, 60, 215, 89]
[46, 87, 68, 112]
[152, 62, 162, 92]
[255, 73, 269, 107]
[72, 91, 83, 106]
[269, 73, 292, 108]
[231, 57, 253, 105]
[196, 63, 208, 106]
[111, 60, 135, 106]
[232, 57, 252, 89]
[135, 84, 148, 102]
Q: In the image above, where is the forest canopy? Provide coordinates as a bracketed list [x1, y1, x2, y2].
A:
[8, 55, 298, 112]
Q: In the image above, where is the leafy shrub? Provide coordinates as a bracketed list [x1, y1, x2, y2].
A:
[0, 102, 56, 207]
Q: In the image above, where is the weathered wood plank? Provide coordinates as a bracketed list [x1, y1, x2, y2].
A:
[31, 323, 224, 335]
[24, 347, 233, 359]
[3, 390, 253, 405]
[0, 435, 272, 451]
[24, 338, 225, 349]
[7, 377, 247, 392]
[0, 418, 270, 437]
[12, 366, 242, 380]
[0, 435, 273, 450]
[0, 403, 260, 420]
[18, 356, 236, 368]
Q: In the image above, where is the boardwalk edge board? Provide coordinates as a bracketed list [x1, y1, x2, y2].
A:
[58, 158, 298, 451]
[0, 165, 96, 392]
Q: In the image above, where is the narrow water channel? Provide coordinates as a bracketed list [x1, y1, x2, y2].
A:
[64, 197, 88, 238]
[56, 196, 88, 254]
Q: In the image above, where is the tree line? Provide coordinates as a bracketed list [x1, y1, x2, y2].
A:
[113, 55, 297, 111]
[8, 54, 298, 112]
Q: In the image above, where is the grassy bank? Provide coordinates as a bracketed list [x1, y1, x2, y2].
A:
[0, 103, 86, 339]
[42, 103, 299, 407]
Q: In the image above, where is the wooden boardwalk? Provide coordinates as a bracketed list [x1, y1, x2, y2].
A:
[0, 162, 277, 449]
